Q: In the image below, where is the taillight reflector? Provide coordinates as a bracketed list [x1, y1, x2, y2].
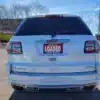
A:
[84, 40, 99, 53]
[7, 41, 23, 54]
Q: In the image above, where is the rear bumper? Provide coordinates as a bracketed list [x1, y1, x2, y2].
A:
[8, 73, 97, 89]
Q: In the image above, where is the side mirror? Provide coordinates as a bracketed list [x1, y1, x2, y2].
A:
[96, 34, 100, 40]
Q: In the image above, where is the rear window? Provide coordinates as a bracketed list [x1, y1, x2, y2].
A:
[15, 16, 92, 36]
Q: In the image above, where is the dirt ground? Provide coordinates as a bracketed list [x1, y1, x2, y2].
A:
[0, 47, 13, 100]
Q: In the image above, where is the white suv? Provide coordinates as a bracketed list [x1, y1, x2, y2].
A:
[6, 14, 100, 91]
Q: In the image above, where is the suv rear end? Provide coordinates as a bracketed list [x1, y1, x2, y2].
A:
[6, 15, 100, 91]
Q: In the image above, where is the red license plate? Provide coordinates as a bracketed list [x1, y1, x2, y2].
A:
[43, 44, 63, 54]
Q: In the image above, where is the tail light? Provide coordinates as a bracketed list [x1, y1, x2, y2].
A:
[6, 41, 23, 54]
[84, 40, 100, 53]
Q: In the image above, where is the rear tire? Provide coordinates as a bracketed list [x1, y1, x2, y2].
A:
[11, 85, 24, 92]
[84, 85, 95, 91]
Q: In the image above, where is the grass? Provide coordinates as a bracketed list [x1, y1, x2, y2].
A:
[0, 33, 13, 42]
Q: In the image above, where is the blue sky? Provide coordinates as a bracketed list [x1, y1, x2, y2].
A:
[1, 0, 99, 13]
[0, 0, 100, 34]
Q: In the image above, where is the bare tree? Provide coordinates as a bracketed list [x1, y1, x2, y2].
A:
[10, 4, 23, 18]
[0, 6, 3, 19]
[30, 1, 49, 15]
[9, 1, 49, 19]
[0, 1, 49, 19]
[0, 5, 8, 19]
[22, 5, 31, 17]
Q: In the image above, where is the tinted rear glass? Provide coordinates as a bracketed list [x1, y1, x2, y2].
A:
[15, 16, 92, 36]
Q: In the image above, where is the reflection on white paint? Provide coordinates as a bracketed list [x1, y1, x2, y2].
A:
[10, 54, 33, 62]
[10, 74, 97, 85]
[11, 66, 95, 73]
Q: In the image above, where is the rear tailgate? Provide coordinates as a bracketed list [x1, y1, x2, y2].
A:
[8, 35, 97, 73]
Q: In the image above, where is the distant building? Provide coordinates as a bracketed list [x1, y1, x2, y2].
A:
[0, 19, 22, 34]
